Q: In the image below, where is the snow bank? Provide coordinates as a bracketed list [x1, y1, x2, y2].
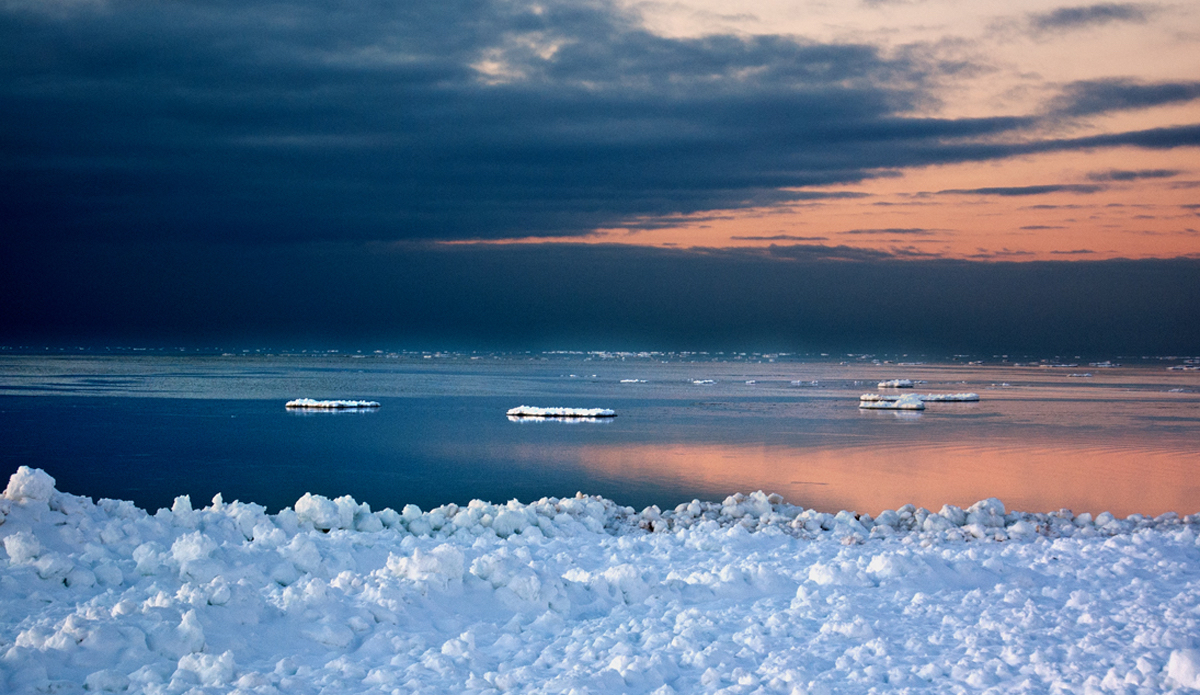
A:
[506, 406, 616, 418]
[860, 393, 979, 402]
[284, 399, 380, 409]
[859, 394, 925, 410]
[2, 466, 1199, 694]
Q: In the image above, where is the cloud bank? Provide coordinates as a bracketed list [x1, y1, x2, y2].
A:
[1, 0, 1197, 246]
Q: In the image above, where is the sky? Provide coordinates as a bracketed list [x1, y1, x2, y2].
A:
[2, 0, 1199, 352]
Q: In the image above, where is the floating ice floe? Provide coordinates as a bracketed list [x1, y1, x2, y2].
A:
[877, 379, 914, 388]
[619, 379, 646, 383]
[692, 379, 716, 385]
[859, 394, 925, 410]
[284, 399, 381, 409]
[3, 466, 1200, 694]
[505, 406, 616, 418]
[860, 393, 979, 403]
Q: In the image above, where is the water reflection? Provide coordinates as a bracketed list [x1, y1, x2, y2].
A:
[563, 439, 1199, 518]
[507, 416, 614, 424]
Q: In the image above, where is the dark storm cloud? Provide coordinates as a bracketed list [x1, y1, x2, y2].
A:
[729, 235, 830, 241]
[937, 184, 1107, 196]
[4, 241, 1197, 355]
[1086, 169, 1181, 181]
[2, 0, 1196, 245]
[1028, 3, 1151, 32]
[838, 227, 935, 235]
[1050, 79, 1200, 116]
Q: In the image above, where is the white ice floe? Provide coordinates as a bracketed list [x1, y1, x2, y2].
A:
[619, 379, 647, 383]
[858, 394, 926, 410]
[877, 379, 914, 388]
[284, 399, 381, 409]
[860, 393, 979, 402]
[3, 466, 1200, 694]
[692, 379, 716, 385]
[505, 406, 616, 418]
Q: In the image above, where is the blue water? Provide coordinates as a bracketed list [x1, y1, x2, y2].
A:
[2, 353, 1198, 515]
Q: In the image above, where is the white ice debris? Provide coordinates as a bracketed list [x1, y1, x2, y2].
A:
[877, 379, 914, 388]
[506, 406, 616, 418]
[859, 394, 926, 410]
[2, 469, 1199, 694]
[860, 393, 979, 402]
[619, 379, 647, 383]
[284, 399, 381, 409]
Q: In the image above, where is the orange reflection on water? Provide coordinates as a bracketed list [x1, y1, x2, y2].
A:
[567, 439, 1200, 518]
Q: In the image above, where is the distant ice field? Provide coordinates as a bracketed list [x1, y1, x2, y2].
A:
[0, 353, 1197, 517]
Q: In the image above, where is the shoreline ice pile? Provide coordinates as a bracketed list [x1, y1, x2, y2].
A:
[284, 400, 381, 410]
[505, 406, 616, 418]
[3, 466, 1200, 694]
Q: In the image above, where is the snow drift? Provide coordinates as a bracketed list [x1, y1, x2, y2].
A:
[2, 466, 1199, 694]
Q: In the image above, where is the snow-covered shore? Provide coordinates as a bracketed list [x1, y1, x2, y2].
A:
[2, 466, 1199, 694]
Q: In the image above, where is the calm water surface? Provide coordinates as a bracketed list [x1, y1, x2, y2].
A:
[1, 354, 1197, 516]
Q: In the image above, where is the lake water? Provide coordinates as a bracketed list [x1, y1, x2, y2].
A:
[1, 352, 1197, 517]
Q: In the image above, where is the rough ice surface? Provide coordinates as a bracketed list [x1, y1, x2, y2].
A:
[877, 379, 915, 388]
[505, 406, 616, 418]
[3, 467, 1200, 694]
[284, 399, 381, 409]
[860, 393, 980, 403]
[859, 394, 926, 410]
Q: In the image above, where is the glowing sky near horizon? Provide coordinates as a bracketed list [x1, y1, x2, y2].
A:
[474, 0, 1200, 259]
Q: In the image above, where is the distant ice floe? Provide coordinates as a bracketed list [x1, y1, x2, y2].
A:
[859, 394, 925, 410]
[619, 379, 646, 383]
[860, 393, 979, 403]
[506, 406, 616, 418]
[284, 399, 381, 409]
[692, 379, 716, 385]
[4, 466, 1200, 695]
[877, 379, 914, 388]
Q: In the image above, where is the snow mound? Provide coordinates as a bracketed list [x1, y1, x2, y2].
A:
[285, 399, 380, 409]
[506, 406, 616, 418]
[859, 394, 925, 410]
[3, 468, 1199, 695]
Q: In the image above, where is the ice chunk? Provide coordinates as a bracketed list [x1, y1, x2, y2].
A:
[3, 530, 42, 563]
[877, 379, 914, 388]
[3, 466, 56, 503]
[505, 406, 616, 418]
[284, 399, 380, 409]
[860, 393, 978, 402]
[1168, 650, 1200, 689]
[859, 394, 925, 410]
